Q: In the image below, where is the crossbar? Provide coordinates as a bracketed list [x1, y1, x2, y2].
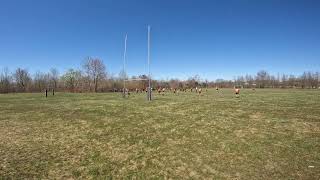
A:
[124, 78, 149, 82]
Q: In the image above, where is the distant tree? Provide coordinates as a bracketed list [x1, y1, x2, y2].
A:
[49, 68, 59, 90]
[315, 72, 320, 88]
[244, 74, 254, 88]
[83, 57, 106, 92]
[118, 70, 128, 80]
[138, 75, 149, 89]
[256, 70, 269, 88]
[311, 72, 318, 88]
[269, 75, 277, 88]
[235, 75, 245, 87]
[14, 68, 31, 92]
[61, 69, 82, 92]
[169, 79, 179, 89]
[288, 75, 296, 88]
[187, 75, 200, 88]
[280, 74, 287, 88]
[0, 67, 12, 93]
[203, 79, 209, 88]
[33, 71, 49, 92]
[301, 72, 307, 88]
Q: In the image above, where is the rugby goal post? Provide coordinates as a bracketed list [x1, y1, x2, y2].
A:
[122, 26, 152, 101]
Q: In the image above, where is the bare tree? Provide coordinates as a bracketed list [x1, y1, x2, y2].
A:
[83, 57, 106, 92]
[187, 75, 200, 88]
[33, 71, 49, 92]
[0, 67, 12, 93]
[256, 70, 269, 88]
[118, 69, 128, 80]
[169, 79, 179, 89]
[61, 69, 82, 92]
[49, 68, 59, 90]
[288, 75, 296, 88]
[138, 74, 149, 89]
[14, 68, 31, 92]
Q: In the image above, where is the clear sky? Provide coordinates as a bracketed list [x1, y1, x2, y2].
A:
[0, 0, 320, 80]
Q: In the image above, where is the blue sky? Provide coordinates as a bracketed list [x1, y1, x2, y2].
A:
[0, 0, 319, 80]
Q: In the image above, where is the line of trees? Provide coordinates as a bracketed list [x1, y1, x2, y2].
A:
[1, 59, 319, 93]
[231, 70, 320, 89]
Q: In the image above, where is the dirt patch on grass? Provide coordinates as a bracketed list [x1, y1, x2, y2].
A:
[249, 112, 264, 120]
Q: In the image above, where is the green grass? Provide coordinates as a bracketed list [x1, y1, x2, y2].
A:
[0, 89, 319, 179]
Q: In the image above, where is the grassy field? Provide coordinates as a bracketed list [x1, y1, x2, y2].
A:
[0, 89, 319, 179]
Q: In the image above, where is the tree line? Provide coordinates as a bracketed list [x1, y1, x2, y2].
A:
[1, 58, 319, 93]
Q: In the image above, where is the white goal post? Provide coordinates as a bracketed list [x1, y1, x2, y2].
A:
[122, 26, 152, 101]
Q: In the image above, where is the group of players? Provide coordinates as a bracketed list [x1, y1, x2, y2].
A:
[123, 86, 242, 97]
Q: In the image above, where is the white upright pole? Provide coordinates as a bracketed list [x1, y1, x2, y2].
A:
[147, 26, 152, 101]
[123, 34, 127, 98]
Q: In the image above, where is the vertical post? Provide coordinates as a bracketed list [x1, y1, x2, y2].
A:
[52, 89, 55, 96]
[123, 34, 127, 98]
[147, 25, 152, 101]
[45, 89, 47, 98]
